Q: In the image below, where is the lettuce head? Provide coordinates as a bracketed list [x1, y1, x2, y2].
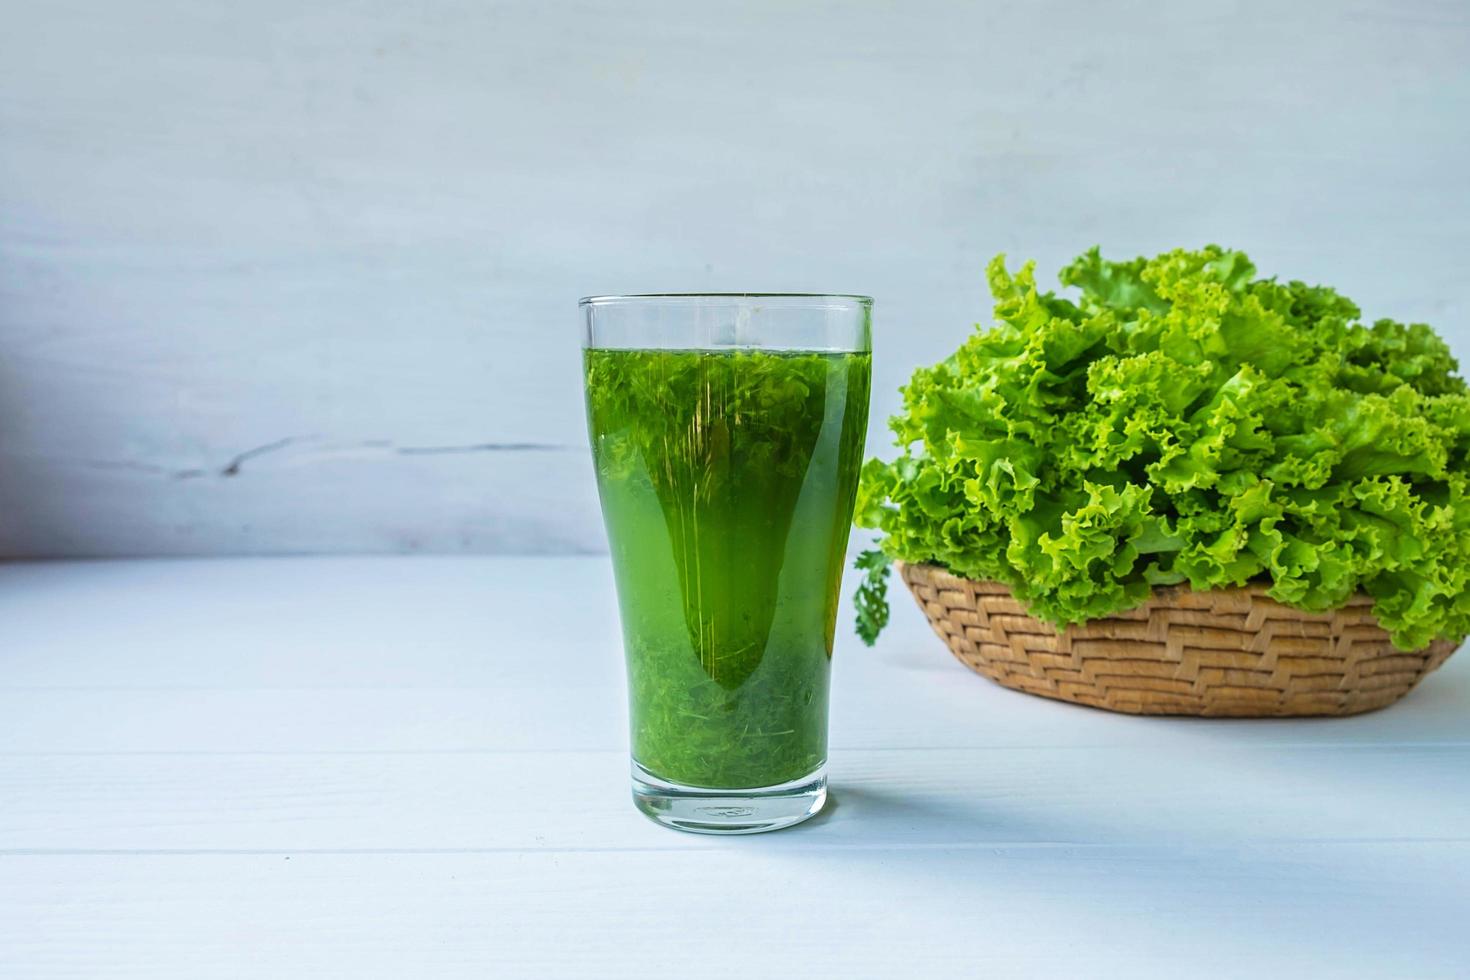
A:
[855, 246, 1470, 651]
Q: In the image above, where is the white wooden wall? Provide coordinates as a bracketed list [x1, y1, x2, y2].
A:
[1, 0, 1466, 556]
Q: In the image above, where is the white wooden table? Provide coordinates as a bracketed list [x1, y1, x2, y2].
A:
[3, 557, 1468, 978]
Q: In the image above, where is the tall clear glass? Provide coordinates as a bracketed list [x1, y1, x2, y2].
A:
[581, 294, 872, 834]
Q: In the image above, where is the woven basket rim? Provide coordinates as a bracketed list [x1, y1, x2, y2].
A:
[896, 560, 1381, 612]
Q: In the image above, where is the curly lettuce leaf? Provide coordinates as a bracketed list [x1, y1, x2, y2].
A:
[857, 245, 1470, 651]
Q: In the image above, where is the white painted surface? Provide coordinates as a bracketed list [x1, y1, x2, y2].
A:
[2, 556, 1468, 977]
[1, 1, 1468, 555]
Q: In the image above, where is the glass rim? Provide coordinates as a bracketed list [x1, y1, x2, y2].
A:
[579, 292, 873, 306]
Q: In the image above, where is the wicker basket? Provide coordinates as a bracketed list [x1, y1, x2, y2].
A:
[899, 562, 1461, 717]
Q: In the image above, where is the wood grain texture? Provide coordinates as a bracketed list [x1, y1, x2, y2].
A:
[2, 0, 1468, 555]
[5, 847, 1466, 979]
[2, 556, 1468, 977]
[5, 747, 1470, 852]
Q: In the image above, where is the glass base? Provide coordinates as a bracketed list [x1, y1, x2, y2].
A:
[631, 762, 827, 835]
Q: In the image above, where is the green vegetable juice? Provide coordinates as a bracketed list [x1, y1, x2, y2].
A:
[585, 347, 870, 788]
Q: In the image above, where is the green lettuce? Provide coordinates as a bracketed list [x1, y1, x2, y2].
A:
[855, 246, 1470, 651]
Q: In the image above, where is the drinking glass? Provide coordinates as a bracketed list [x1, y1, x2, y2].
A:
[581, 294, 872, 833]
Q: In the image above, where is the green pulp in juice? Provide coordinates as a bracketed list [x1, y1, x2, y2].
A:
[585, 347, 871, 788]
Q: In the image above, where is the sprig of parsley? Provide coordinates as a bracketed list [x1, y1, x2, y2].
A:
[853, 549, 892, 646]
